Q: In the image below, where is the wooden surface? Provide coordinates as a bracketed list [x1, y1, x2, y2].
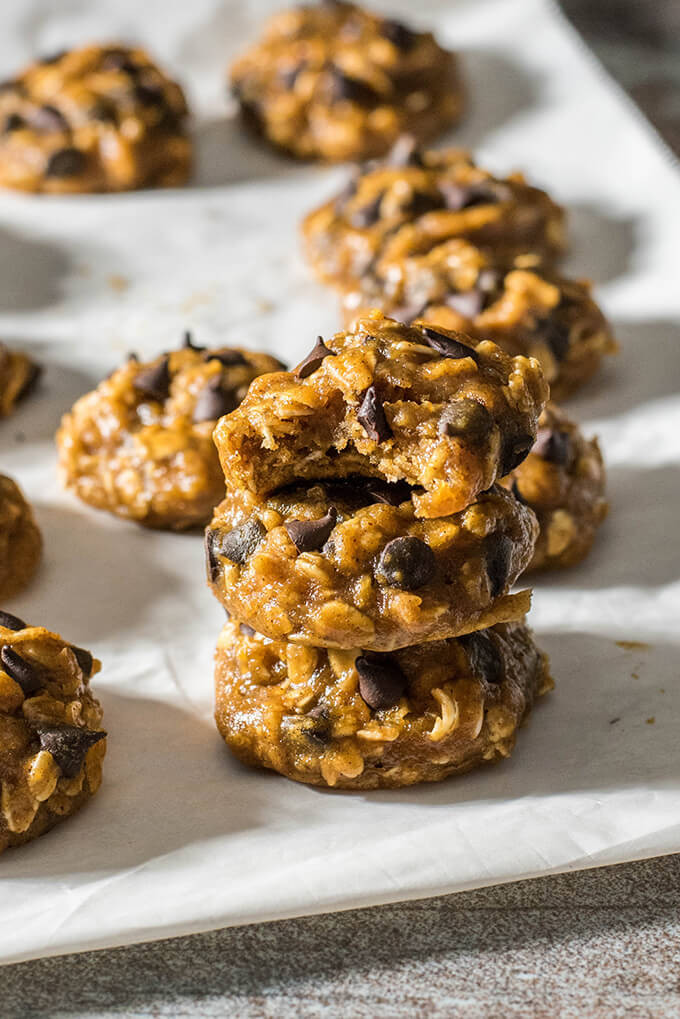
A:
[3, 2, 679, 1015]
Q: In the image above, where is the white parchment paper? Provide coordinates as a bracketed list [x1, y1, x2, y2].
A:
[0, 0, 678, 965]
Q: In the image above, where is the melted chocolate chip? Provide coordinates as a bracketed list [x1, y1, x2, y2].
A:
[3, 113, 25, 133]
[533, 427, 571, 466]
[45, 147, 86, 177]
[386, 134, 423, 167]
[0, 611, 27, 631]
[207, 519, 266, 573]
[421, 327, 478, 361]
[32, 104, 68, 132]
[356, 653, 407, 710]
[294, 336, 335, 378]
[205, 348, 248, 367]
[357, 385, 392, 442]
[328, 67, 380, 106]
[363, 478, 412, 506]
[375, 536, 436, 590]
[1, 646, 43, 695]
[350, 192, 384, 228]
[33, 723, 106, 778]
[70, 645, 93, 677]
[380, 18, 418, 50]
[438, 399, 494, 442]
[485, 534, 513, 599]
[285, 507, 337, 553]
[500, 432, 534, 476]
[192, 378, 238, 424]
[460, 630, 504, 685]
[133, 356, 171, 402]
[239, 623, 256, 638]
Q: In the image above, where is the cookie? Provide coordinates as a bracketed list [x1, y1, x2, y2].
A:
[213, 313, 549, 520]
[0, 613, 105, 853]
[206, 481, 535, 650]
[0, 475, 42, 600]
[0, 44, 191, 193]
[503, 403, 608, 571]
[0, 342, 41, 417]
[342, 239, 618, 400]
[302, 143, 565, 289]
[57, 334, 285, 531]
[230, 1, 462, 163]
[214, 616, 552, 789]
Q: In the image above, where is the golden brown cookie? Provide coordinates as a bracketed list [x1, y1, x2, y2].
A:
[214, 616, 552, 789]
[57, 334, 284, 531]
[302, 143, 565, 289]
[0, 612, 105, 853]
[206, 481, 535, 651]
[230, 2, 463, 163]
[0, 475, 42, 600]
[503, 403, 608, 571]
[0, 44, 191, 193]
[342, 239, 618, 400]
[213, 313, 549, 520]
[0, 342, 41, 417]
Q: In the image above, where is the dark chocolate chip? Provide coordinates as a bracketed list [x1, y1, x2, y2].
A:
[205, 348, 248, 367]
[70, 645, 93, 677]
[33, 723, 106, 778]
[100, 49, 139, 74]
[421, 326, 478, 361]
[0, 611, 27, 631]
[356, 653, 407, 710]
[40, 49, 68, 65]
[88, 100, 117, 123]
[239, 623, 256, 638]
[299, 708, 332, 747]
[45, 146, 86, 177]
[375, 536, 436, 590]
[3, 113, 25, 133]
[133, 356, 171, 402]
[537, 317, 571, 362]
[362, 478, 412, 506]
[438, 398, 494, 442]
[32, 104, 69, 132]
[208, 519, 266, 570]
[533, 427, 571, 466]
[439, 180, 511, 212]
[380, 18, 418, 50]
[445, 289, 486, 319]
[500, 432, 534, 476]
[460, 630, 504, 685]
[0, 646, 43, 696]
[133, 82, 164, 107]
[294, 336, 335, 379]
[328, 67, 380, 106]
[192, 378, 238, 424]
[285, 506, 337, 553]
[405, 191, 443, 217]
[182, 330, 205, 352]
[386, 134, 422, 167]
[350, 192, 384, 228]
[357, 385, 391, 442]
[485, 534, 513, 599]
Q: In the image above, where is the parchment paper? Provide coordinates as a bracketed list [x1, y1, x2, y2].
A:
[0, 0, 678, 965]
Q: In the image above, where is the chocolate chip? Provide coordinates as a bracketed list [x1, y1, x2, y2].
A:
[294, 336, 335, 379]
[485, 534, 513, 599]
[438, 399, 494, 442]
[299, 708, 331, 747]
[127, 351, 139, 362]
[192, 378, 238, 424]
[1, 647, 43, 695]
[239, 623, 256, 638]
[45, 147, 86, 177]
[386, 134, 422, 167]
[405, 191, 443, 217]
[0, 611, 26, 631]
[375, 536, 436, 590]
[17, 361, 42, 403]
[328, 67, 380, 106]
[362, 478, 412, 506]
[3, 113, 25, 133]
[182, 330, 205, 352]
[440, 180, 511, 211]
[207, 519, 266, 571]
[33, 723, 106, 778]
[40, 49, 67, 65]
[356, 653, 407, 710]
[32, 104, 68, 132]
[460, 630, 504, 685]
[133, 356, 171, 402]
[205, 348, 248, 367]
[133, 82, 164, 107]
[88, 100, 117, 123]
[537, 317, 571, 362]
[380, 18, 418, 50]
[100, 49, 139, 74]
[445, 289, 486, 319]
[350, 192, 384, 228]
[421, 327, 478, 362]
[285, 507, 337, 553]
[500, 432, 534, 476]
[357, 385, 391, 442]
[533, 428, 571, 466]
[70, 645, 93, 677]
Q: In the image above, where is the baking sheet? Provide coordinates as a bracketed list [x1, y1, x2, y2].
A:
[0, 0, 679, 965]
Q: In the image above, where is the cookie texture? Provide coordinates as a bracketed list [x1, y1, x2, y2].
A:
[0, 44, 191, 193]
[342, 239, 617, 400]
[230, 2, 463, 163]
[0, 342, 41, 417]
[213, 312, 549, 520]
[57, 335, 284, 530]
[504, 403, 608, 571]
[0, 475, 42, 600]
[206, 481, 536, 650]
[0, 615, 105, 853]
[302, 145, 565, 289]
[215, 617, 552, 789]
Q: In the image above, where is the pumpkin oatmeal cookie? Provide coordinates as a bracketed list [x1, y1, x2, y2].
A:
[214, 616, 551, 789]
[0, 475, 42, 600]
[213, 313, 548, 520]
[206, 480, 535, 651]
[0, 44, 191, 193]
[230, 1, 463, 163]
[302, 142, 565, 289]
[57, 334, 284, 531]
[0, 612, 105, 852]
[0, 342, 41, 418]
[342, 239, 617, 400]
[503, 403, 608, 571]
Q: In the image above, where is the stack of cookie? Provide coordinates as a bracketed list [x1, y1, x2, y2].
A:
[205, 312, 553, 789]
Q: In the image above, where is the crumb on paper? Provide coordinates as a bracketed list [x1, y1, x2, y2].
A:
[631, 672, 639, 680]
[616, 640, 651, 651]
[180, 291, 213, 313]
[646, 717, 655, 725]
[255, 297, 274, 313]
[609, 717, 620, 725]
[108, 274, 129, 293]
